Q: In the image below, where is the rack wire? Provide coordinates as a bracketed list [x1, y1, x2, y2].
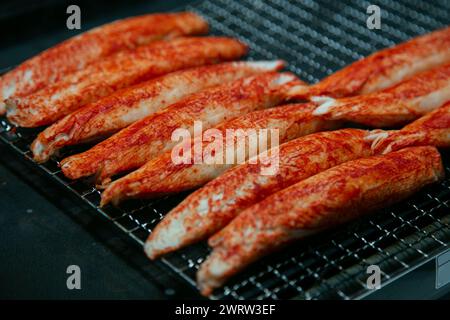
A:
[1, 0, 450, 299]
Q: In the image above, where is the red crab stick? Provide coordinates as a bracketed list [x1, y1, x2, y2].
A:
[198, 146, 444, 295]
[60, 72, 303, 182]
[0, 12, 208, 114]
[289, 26, 450, 99]
[31, 60, 284, 162]
[6, 37, 248, 127]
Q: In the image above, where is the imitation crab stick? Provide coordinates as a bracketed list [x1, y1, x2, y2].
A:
[289, 26, 450, 99]
[6, 37, 248, 127]
[60, 72, 303, 182]
[143, 128, 371, 259]
[31, 60, 284, 162]
[197, 146, 444, 295]
[312, 63, 450, 127]
[368, 100, 450, 154]
[144, 99, 450, 259]
[101, 63, 450, 207]
[0, 12, 208, 114]
[100, 103, 339, 206]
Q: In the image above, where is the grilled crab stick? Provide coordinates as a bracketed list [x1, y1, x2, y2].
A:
[6, 37, 248, 127]
[0, 12, 208, 114]
[101, 103, 340, 207]
[31, 60, 285, 163]
[143, 128, 372, 259]
[197, 146, 444, 295]
[144, 101, 450, 258]
[60, 72, 303, 182]
[311, 63, 450, 127]
[289, 26, 450, 99]
[103, 63, 450, 205]
[367, 100, 450, 155]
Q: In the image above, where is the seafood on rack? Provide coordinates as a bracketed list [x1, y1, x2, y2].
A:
[31, 60, 284, 162]
[101, 63, 450, 208]
[60, 72, 303, 182]
[0, 12, 208, 115]
[144, 91, 450, 259]
[197, 146, 445, 295]
[6, 37, 248, 127]
[368, 100, 450, 154]
[289, 26, 450, 99]
[100, 102, 339, 207]
[2, 6, 450, 300]
[312, 63, 450, 127]
[143, 128, 371, 259]
[144, 99, 450, 259]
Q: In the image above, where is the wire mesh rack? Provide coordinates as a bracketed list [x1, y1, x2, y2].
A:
[1, 0, 450, 300]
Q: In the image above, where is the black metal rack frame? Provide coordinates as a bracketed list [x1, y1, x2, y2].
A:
[1, 0, 449, 299]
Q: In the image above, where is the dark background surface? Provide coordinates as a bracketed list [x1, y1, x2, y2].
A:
[0, 0, 195, 69]
[0, 0, 200, 299]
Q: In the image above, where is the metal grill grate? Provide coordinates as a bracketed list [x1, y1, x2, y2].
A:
[1, 0, 450, 300]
